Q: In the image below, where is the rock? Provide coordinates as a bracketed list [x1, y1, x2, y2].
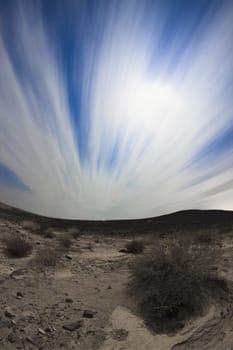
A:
[63, 320, 83, 331]
[0, 319, 12, 329]
[45, 325, 54, 332]
[7, 332, 17, 343]
[65, 298, 73, 303]
[107, 285, 112, 289]
[65, 254, 72, 260]
[83, 310, 95, 318]
[26, 336, 44, 348]
[110, 328, 128, 341]
[17, 291, 24, 299]
[38, 328, 46, 335]
[118, 248, 128, 253]
[5, 308, 15, 318]
[10, 269, 28, 280]
[21, 310, 35, 320]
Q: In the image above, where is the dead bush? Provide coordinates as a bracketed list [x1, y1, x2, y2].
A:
[125, 240, 145, 254]
[43, 228, 56, 239]
[34, 247, 59, 267]
[128, 239, 227, 333]
[58, 233, 73, 249]
[21, 220, 40, 232]
[68, 227, 80, 239]
[4, 235, 32, 258]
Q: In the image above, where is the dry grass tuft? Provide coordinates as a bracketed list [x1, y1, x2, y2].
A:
[125, 239, 145, 254]
[128, 238, 228, 333]
[58, 233, 73, 249]
[4, 235, 32, 258]
[68, 227, 80, 239]
[33, 247, 59, 267]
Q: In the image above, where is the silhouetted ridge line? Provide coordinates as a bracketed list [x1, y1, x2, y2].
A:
[0, 202, 233, 234]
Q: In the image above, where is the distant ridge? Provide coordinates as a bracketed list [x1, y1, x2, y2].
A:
[0, 201, 233, 234]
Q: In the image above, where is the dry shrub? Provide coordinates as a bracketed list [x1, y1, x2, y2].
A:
[4, 235, 32, 258]
[21, 220, 40, 232]
[128, 238, 227, 333]
[125, 240, 145, 254]
[43, 228, 56, 238]
[34, 247, 59, 267]
[58, 233, 73, 249]
[68, 227, 80, 239]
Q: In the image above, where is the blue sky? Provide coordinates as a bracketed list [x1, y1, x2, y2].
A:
[0, 0, 233, 219]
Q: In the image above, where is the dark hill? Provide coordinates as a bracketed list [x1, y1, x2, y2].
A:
[0, 202, 233, 234]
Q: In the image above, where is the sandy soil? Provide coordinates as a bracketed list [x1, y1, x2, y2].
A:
[1, 209, 233, 349]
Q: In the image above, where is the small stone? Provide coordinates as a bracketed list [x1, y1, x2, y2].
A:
[38, 328, 46, 335]
[17, 291, 23, 298]
[45, 325, 54, 332]
[63, 320, 83, 331]
[118, 248, 128, 253]
[65, 254, 72, 260]
[111, 328, 128, 341]
[21, 310, 35, 320]
[5, 308, 15, 318]
[65, 298, 73, 303]
[83, 310, 95, 318]
[7, 332, 17, 343]
[26, 336, 43, 347]
[107, 285, 112, 289]
[10, 269, 28, 280]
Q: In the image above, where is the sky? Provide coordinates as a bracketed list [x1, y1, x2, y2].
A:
[0, 0, 233, 220]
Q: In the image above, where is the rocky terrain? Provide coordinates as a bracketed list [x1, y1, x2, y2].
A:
[1, 203, 233, 349]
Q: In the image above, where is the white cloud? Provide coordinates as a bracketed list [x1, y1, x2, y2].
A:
[0, 1, 233, 219]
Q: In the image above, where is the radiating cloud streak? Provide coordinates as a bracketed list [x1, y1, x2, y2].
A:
[0, 0, 233, 219]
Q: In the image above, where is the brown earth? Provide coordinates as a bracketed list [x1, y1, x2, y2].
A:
[1, 203, 233, 349]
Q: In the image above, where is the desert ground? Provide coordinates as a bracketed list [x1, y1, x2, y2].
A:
[1, 203, 233, 349]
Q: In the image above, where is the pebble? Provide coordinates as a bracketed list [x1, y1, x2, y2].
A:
[38, 328, 46, 335]
[63, 320, 83, 331]
[65, 254, 72, 260]
[65, 297, 74, 303]
[5, 308, 15, 318]
[83, 310, 95, 318]
[7, 332, 17, 343]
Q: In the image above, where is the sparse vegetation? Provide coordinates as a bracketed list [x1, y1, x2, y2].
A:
[195, 228, 220, 245]
[196, 231, 213, 244]
[125, 239, 145, 254]
[21, 220, 40, 232]
[58, 233, 73, 249]
[34, 247, 59, 267]
[43, 228, 56, 239]
[68, 227, 80, 239]
[128, 238, 227, 333]
[4, 235, 32, 258]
